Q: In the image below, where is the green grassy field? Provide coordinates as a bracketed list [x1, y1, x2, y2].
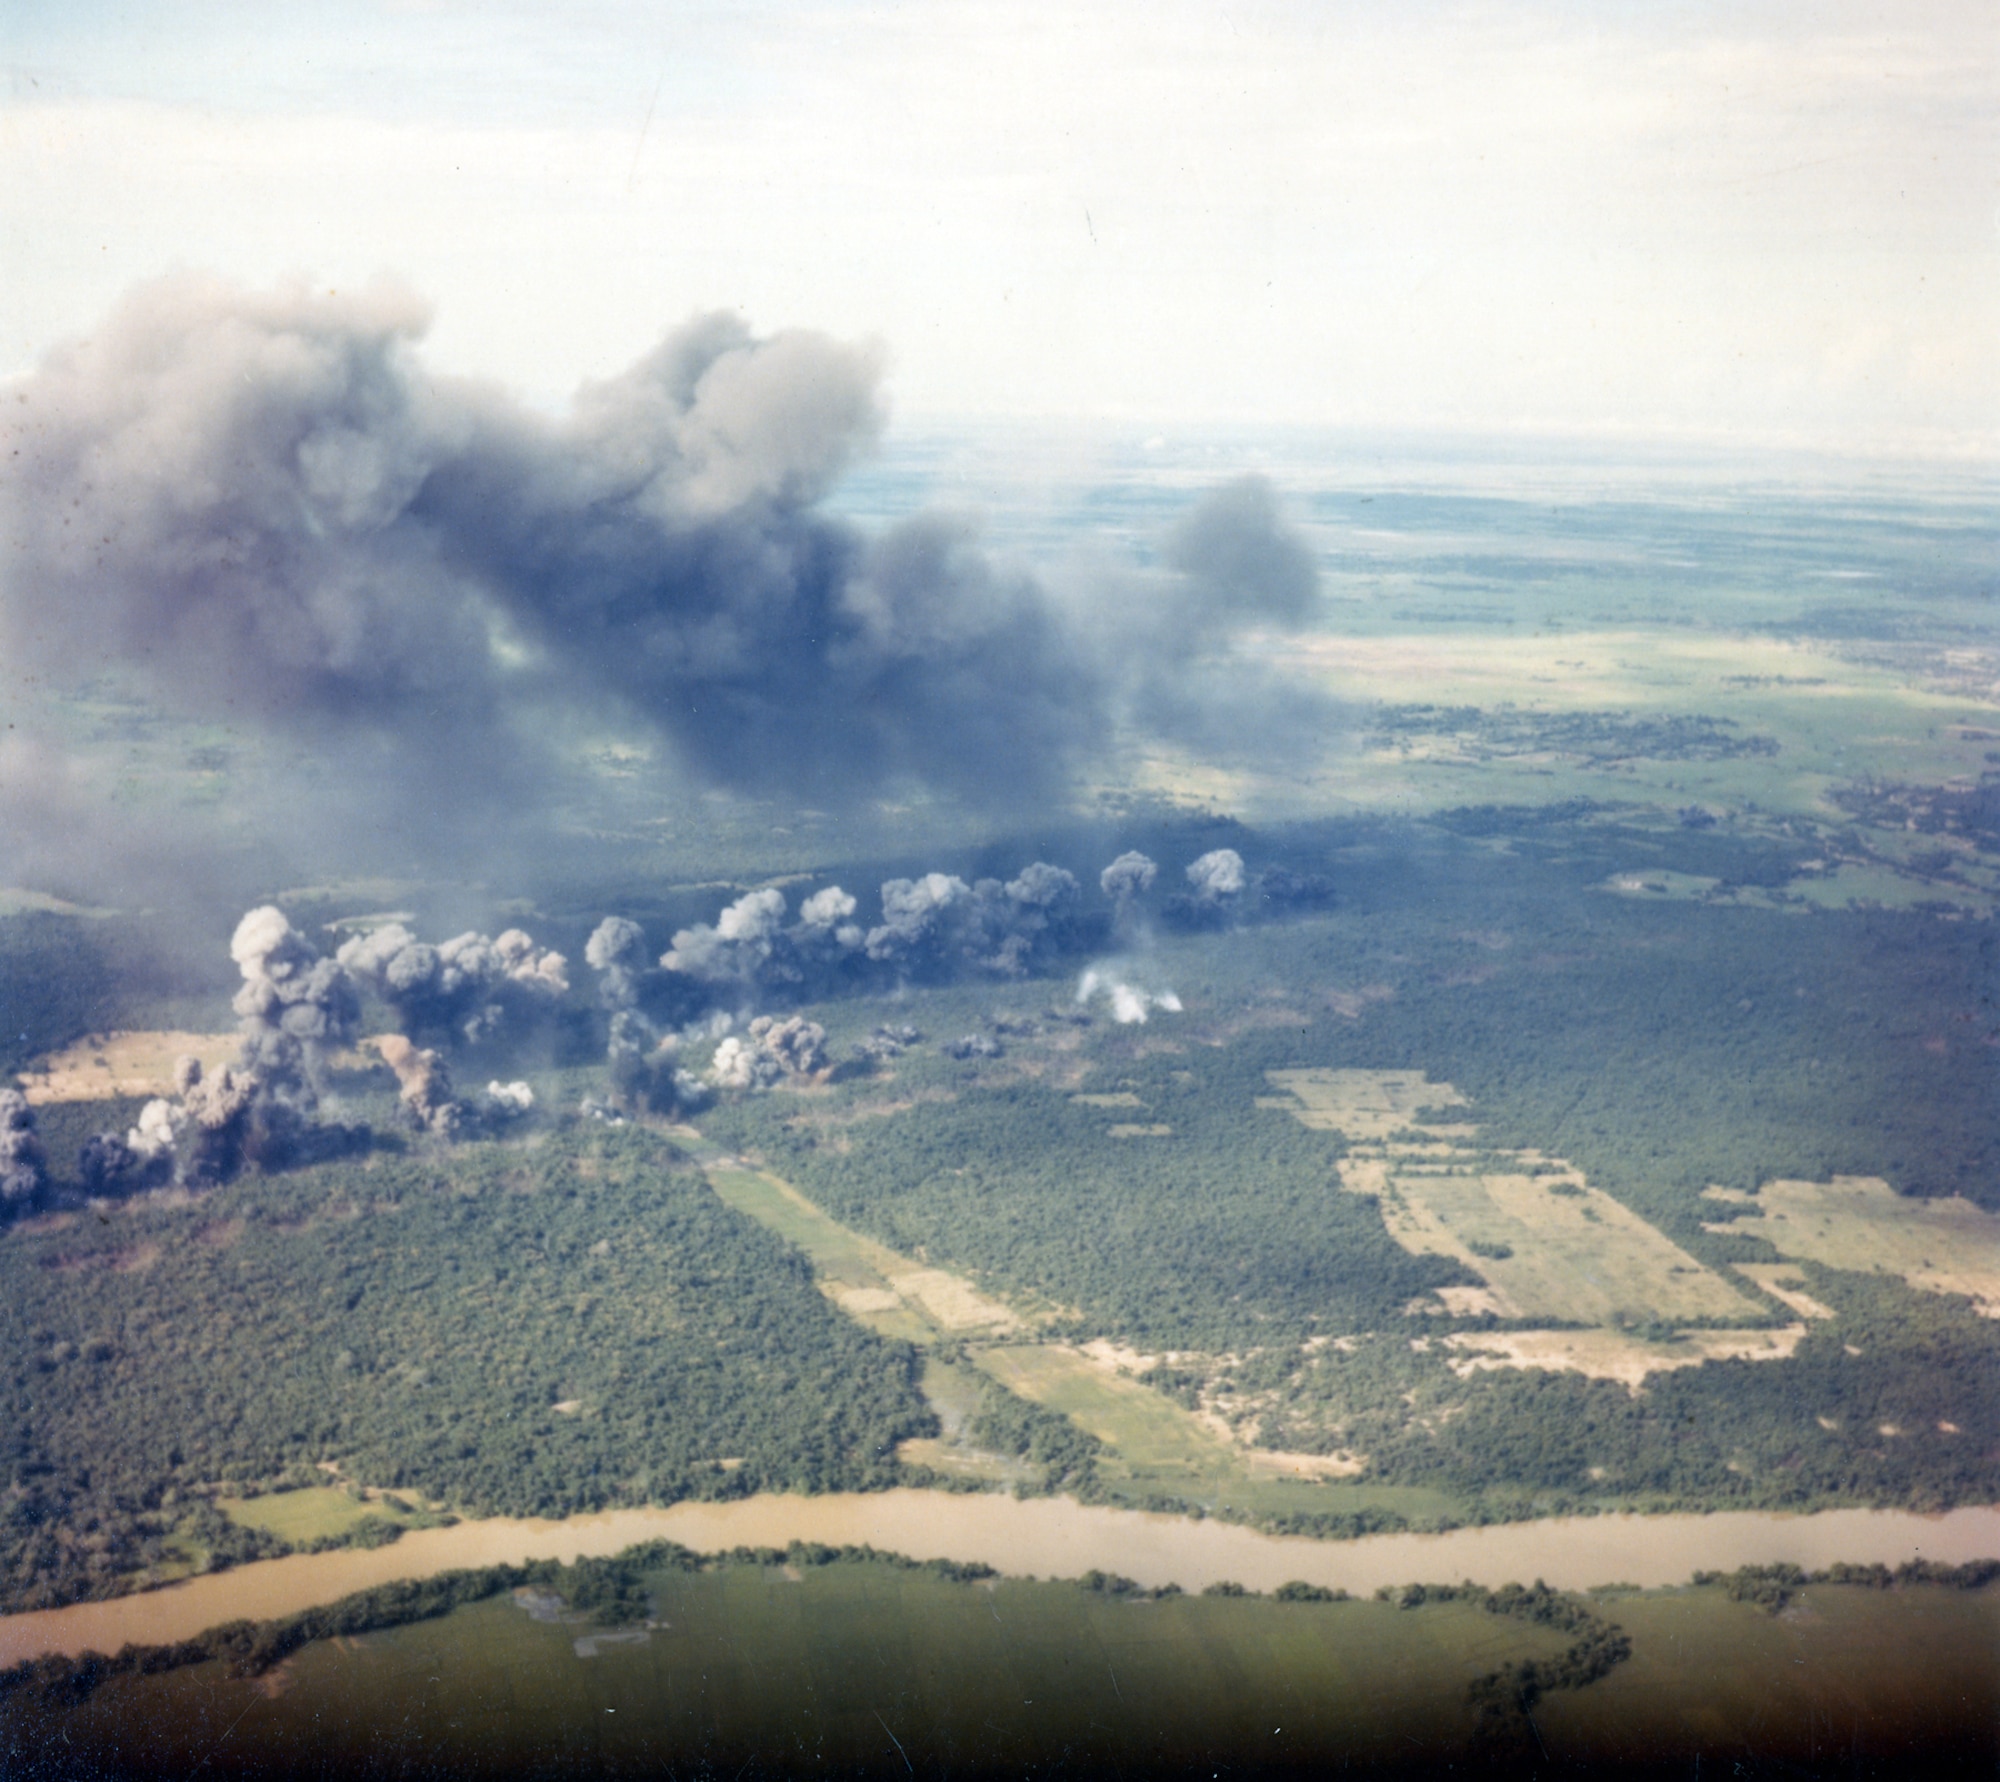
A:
[0, 1561, 1573, 1777]
[1537, 1581, 2000, 1775]
[218, 1487, 413, 1547]
[8, 1562, 1992, 1778]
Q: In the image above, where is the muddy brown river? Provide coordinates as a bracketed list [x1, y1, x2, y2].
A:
[4, 1491, 1997, 1666]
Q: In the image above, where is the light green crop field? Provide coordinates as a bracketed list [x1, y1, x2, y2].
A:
[975, 1344, 1239, 1475]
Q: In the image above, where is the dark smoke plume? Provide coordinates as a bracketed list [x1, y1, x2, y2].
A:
[1, 278, 1334, 886]
[0, 1091, 48, 1212]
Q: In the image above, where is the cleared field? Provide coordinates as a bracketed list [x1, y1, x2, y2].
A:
[1441, 1324, 1809, 1391]
[699, 1160, 946, 1346]
[690, 1136, 1383, 1502]
[1262, 1067, 1470, 1140]
[218, 1487, 408, 1546]
[1263, 1070, 1764, 1331]
[16, 1030, 240, 1105]
[1707, 1176, 2000, 1318]
[1384, 1166, 1762, 1325]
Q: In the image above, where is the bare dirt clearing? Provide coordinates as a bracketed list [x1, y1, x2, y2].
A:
[16, 1031, 240, 1104]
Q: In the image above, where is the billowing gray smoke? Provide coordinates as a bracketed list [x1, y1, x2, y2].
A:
[0, 1091, 48, 1211]
[657, 862, 1084, 1008]
[337, 923, 568, 1046]
[0, 278, 1332, 882]
[864, 863, 1082, 977]
[83, 907, 361, 1189]
[584, 915, 707, 1112]
[707, 1016, 830, 1092]
[229, 905, 361, 1093]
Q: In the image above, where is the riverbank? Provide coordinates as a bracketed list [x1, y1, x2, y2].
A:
[6, 1489, 1999, 1668]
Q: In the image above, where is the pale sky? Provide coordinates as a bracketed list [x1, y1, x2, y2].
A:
[2, 0, 1993, 450]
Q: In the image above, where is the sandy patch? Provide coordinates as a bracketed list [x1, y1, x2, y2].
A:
[43, 1243, 159, 1276]
[1243, 1448, 1368, 1481]
[1107, 1123, 1174, 1137]
[1326, 984, 1396, 1020]
[1432, 1284, 1510, 1317]
[1077, 1339, 1162, 1374]
[1734, 1264, 1836, 1321]
[1443, 1324, 1809, 1391]
[1070, 1093, 1147, 1108]
[17, 1031, 241, 1105]
[829, 1285, 904, 1316]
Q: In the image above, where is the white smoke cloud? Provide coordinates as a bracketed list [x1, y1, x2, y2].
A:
[1076, 965, 1183, 1025]
[1185, 848, 1246, 904]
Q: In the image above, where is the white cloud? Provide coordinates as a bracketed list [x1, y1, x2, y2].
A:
[2, 0, 1991, 447]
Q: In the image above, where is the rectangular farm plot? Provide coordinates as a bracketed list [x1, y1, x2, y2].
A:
[1707, 1176, 2000, 1318]
[1261, 1069, 1471, 1141]
[1380, 1166, 1762, 1325]
[1264, 1069, 1763, 1328]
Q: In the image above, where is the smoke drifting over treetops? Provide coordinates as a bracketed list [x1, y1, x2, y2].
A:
[0, 276, 1334, 886]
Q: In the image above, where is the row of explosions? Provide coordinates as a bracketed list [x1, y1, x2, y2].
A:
[577, 845, 1272, 1102]
[658, 860, 1088, 1004]
[71, 908, 568, 1195]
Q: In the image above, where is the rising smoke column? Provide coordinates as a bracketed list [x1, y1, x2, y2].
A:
[1100, 849, 1158, 944]
[585, 916, 657, 1103]
[229, 905, 360, 1101]
[373, 1034, 466, 1137]
[584, 915, 707, 1111]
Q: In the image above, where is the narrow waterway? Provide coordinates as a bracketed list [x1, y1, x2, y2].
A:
[4, 1491, 1996, 1667]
